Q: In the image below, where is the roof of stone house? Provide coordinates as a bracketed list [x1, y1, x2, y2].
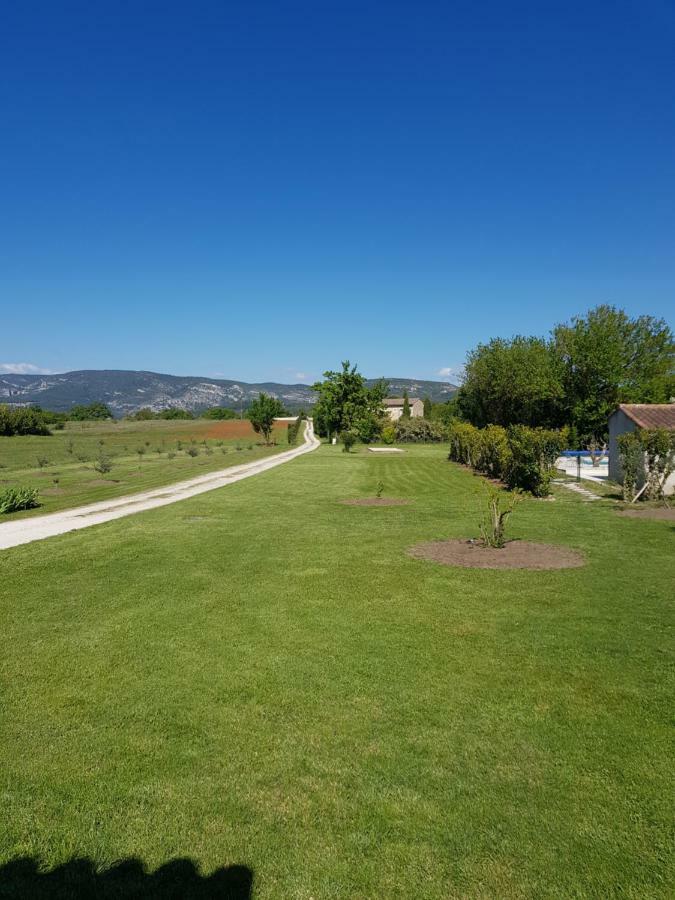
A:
[616, 404, 675, 430]
[383, 397, 421, 406]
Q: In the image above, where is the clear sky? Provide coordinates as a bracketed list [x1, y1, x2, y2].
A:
[1, 0, 673, 384]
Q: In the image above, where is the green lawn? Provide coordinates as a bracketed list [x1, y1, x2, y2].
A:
[0, 419, 289, 520]
[1, 444, 672, 898]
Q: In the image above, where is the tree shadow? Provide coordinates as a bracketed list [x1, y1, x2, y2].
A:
[0, 856, 253, 899]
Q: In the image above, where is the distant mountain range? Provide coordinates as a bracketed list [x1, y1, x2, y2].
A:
[0, 370, 458, 416]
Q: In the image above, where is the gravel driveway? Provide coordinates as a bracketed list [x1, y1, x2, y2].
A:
[0, 420, 319, 550]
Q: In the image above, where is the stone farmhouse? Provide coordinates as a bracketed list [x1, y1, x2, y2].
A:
[383, 397, 424, 421]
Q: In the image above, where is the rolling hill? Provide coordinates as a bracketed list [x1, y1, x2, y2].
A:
[0, 370, 458, 416]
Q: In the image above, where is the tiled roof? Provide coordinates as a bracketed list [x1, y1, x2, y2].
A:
[618, 404, 675, 430]
[384, 397, 420, 406]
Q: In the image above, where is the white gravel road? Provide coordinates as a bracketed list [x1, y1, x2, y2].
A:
[0, 419, 319, 551]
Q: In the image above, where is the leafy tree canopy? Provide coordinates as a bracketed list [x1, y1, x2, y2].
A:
[248, 392, 285, 444]
[312, 361, 386, 443]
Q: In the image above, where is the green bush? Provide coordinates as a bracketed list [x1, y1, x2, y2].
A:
[381, 426, 396, 445]
[448, 421, 565, 497]
[395, 418, 445, 443]
[0, 405, 51, 436]
[617, 431, 643, 501]
[185, 446, 199, 457]
[477, 425, 510, 477]
[341, 430, 357, 452]
[0, 487, 40, 514]
[640, 429, 675, 501]
[93, 453, 112, 474]
[504, 425, 565, 497]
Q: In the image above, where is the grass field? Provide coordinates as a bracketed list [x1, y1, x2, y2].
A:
[0, 419, 289, 520]
[1, 444, 672, 898]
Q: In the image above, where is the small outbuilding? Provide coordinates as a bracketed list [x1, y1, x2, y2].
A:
[383, 397, 424, 421]
[608, 403, 675, 495]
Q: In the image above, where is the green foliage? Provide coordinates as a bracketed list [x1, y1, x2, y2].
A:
[0, 486, 40, 514]
[312, 362, 386, 443]
[376, 480, 384, 498]
[448, 421, 565, 497]
[479, 485, 522, 548]
[640, 428, 675, 501]
[456, 305, 674, 443]
[401, 390, 411, 420]
[185, 446, 199, 457]
[429, 397, 461, 425]
[341, 430, 357, 452]
[0, 405, 51, 436]
[458, 336, 563, 428]
[248, 392, 285, 444]
[201, 407, 238, 420]
[617, 432, 643, 502]
[287, 417, 303, 445]
[478, 425, 511, 477]
[423, 396, 433, 419]
[93, 453, 113, 474]
[36, 455, 50, 468]
[381, 426, 396, 445]
[128, 407, 194, 420]
[554, 305, 675, 443]
[394, 418, 446, 443]
[504, 425, 565, 497]
[158, 408, 193, 420]
[69, 402, 112, 421]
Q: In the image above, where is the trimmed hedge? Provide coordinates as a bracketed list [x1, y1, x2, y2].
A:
[448, 420, 566, 496]
[287, 416, 304, 445]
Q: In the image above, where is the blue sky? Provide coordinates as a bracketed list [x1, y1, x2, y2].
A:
[1, 0, 673, 384]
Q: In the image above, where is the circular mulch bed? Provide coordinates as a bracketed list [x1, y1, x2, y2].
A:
[616, 507, 675, 521]
[408, 539, 585, 570]
[340, 498, 412, 507]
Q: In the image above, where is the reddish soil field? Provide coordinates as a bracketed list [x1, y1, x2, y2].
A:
[203, 419, 288, 440]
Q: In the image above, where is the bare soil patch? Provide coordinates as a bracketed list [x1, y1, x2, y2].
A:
[617, 507, 675, 521]
[408, 539, 585, 570]
[340, 498, 412, 507]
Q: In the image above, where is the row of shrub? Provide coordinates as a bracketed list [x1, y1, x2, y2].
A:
[447, 420, 567, 496]
[0, 405, 51, 436]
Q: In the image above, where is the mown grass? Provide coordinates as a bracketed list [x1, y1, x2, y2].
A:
[0, 419, 288, 520]
[0, 444, 672, 898]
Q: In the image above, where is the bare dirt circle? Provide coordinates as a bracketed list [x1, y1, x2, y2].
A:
[408, 539, 585, 570]
[340, 498, 412, 507]
[616, 507, 675, 521]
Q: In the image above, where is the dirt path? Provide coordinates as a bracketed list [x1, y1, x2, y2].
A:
[0, 420, 319, 550]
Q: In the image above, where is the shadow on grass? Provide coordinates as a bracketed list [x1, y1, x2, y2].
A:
[0, 856, 253, 899]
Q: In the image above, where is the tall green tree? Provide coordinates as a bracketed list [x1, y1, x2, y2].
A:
[401, 390, 411, 420]
[457, 336, 564, 428]
[553, 305, 675, 442]
[423, 396, 433, 419]
[248, 392, 285, 444]
[312, 361, 385, 443]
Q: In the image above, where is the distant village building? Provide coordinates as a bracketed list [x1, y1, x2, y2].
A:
[608, 403, 675, 496]
[383, 397, 424, 421]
